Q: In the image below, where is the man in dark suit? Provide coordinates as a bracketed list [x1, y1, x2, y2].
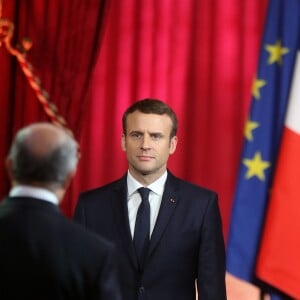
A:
[0, 122, 122, 300]
[74, 99, 227, 299]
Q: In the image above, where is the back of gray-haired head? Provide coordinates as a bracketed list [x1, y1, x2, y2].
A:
[8, 123, 79, 187]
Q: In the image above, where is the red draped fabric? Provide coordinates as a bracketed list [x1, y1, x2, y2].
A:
[73, 0, 268, 242]
[0, 0, 268, 243]
[0, 0, 109, 207]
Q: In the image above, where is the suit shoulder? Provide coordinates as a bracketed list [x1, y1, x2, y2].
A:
[61, 216, 114, 251]
[171, 174, 217, 198]
[79, 177, 124, 198]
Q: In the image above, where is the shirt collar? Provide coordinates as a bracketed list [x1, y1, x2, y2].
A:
[9, 185, 59, 205]
[127, 170, 167, 197]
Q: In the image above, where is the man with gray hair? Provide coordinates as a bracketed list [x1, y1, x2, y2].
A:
[0, 122, 122, 300]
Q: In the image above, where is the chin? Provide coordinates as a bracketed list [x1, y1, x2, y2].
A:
[140, 170, 152, 176]
[136, 167, 153, 176]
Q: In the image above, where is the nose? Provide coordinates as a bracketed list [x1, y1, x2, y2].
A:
[140, 135, 151, 150]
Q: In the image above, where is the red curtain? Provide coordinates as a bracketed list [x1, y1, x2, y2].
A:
[0, 0, 109, 205]
[0, 0, 268, 242]
[74, 0, 268, 241]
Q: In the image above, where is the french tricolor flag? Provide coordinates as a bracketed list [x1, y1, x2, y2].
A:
[256, 52, 300, 299]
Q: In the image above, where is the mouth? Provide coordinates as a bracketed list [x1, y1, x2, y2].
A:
[137, 155, 153, 161]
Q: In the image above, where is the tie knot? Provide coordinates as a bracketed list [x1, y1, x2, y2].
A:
[138, 187, 150, 202]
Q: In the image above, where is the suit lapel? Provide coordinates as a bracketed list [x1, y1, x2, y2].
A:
[148, 172, 178, 257]
[110, 177, 139, 269]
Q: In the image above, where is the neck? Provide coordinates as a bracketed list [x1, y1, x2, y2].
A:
[128, 168, 167, 186]
[12, 181, 64, 203]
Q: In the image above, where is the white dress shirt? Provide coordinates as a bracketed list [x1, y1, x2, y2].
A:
[9, 185, 59, 205]
[127, 171, 167, 239]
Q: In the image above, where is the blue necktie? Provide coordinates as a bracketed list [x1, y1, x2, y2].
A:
[133, 187, 150, 269]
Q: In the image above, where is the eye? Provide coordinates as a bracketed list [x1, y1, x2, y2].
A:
[129, 132, 142, 139]
[151, 133, 163, 140]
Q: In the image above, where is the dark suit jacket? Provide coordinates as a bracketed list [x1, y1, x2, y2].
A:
[74, 171, 227, 300]
[0, 196, 122, 300]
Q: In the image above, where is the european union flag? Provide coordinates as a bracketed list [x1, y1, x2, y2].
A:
[226, 0, 300, 298]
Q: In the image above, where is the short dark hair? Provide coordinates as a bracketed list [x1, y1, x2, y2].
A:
[122, 98, 178, 138]
[8, 130, 78, 186]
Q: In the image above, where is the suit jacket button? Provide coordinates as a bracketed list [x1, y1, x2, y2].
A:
[139, 286, 145, 293]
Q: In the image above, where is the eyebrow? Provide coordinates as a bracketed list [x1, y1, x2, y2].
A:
[129, 130, 165, 136]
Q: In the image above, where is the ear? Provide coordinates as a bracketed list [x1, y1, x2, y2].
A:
[55, 170, 76, 204]
[5, 157, 14, 183]
[169, 136, 178, 155]
[121, 134, 126, 151]
[62, 170, 76, 191]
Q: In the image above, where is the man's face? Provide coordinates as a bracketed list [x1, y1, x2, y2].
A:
[122, 111, 177, 181]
